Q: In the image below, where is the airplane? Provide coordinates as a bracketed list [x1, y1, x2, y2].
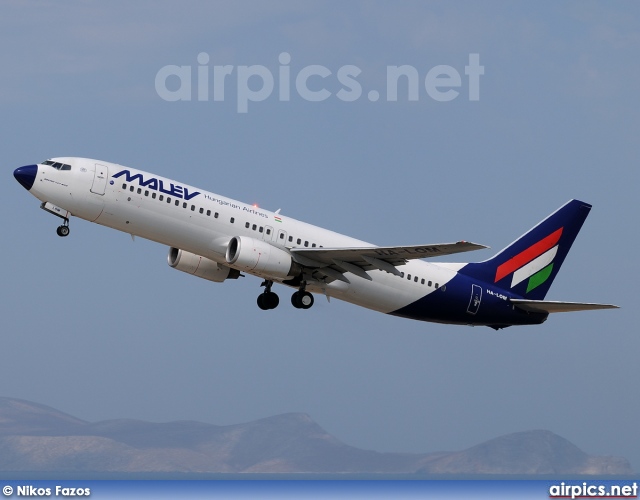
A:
[13, 158, 617, 329]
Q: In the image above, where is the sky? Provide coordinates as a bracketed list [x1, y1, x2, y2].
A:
[1, 1, 639, 471]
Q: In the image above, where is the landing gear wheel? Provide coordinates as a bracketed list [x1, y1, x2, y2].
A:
[257, 294, 268, 310]
[257, 291, 279, 310]
[56, 225, 70, 237]
[291, 291, 314, 309]
[265, 292, 279, 309]
[257, 280, 279, 310]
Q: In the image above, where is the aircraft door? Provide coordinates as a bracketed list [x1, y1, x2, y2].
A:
[263, 225, 276, 242]
[90, 163, 109, 195]
[467, 284, 482, 315]
[277, 229, 288, 246]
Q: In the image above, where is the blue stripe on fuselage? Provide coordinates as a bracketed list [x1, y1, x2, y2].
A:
[389, 271, 548, 328]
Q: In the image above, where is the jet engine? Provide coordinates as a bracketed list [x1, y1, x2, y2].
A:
[168, 247, 240, 282]
[225, 236, 300, 279]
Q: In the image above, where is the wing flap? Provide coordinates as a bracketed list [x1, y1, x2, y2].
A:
[510, 299, 619, 313]
[290, 241, 487, 268]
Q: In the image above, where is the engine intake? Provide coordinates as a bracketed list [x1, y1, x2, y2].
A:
[226, 236, 299, 279]
[168, 248, 240, 282]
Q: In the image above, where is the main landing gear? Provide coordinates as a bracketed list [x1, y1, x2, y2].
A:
[257, 280, 280, 310]
[291, 289, 314, 310]
[56, 220, 70, 237]
[256, 280, 314, 311]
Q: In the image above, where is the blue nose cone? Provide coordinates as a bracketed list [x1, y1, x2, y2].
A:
[14, 164, 37, 191]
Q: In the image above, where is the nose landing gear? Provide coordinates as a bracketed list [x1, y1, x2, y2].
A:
[40, 202, 71, 237]
[56, 220, 70, 237]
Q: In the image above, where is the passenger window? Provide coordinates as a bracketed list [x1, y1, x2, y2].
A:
[137, 188, 141, 194]
[199, 207, 204, 214]
[297, 238, 301, 244]
[230, 217, 235, 223]
[152, 193, 157, 199]
[252, 224, 257, 230]
[159, 195, 164, 201]
[289, 236, 293, 242]
[191, 205, 195, 211]
[167, 197, 171, 203]
[130, 186, 134, 192]
[245, 222, 250, 228]
[266, 229, 271, 235]
[175, 200, 179, 206]
[145, 190, 149, 196]
[206, 210, 211, 216]
[304, 241, 308, 247]
[259, 227, 264, 233]
[401, 272, 405, 278]
[312, 243, 316, 247]
[414, 276, 418, 282]
[407, 274, 411, 280]
[435, 283, 439, 289]
[279, 233, 284, 239]
[421, 279, 425, 285]
[183, 202, 187, 208]
[428, 281, 432, 287]
[214, 212, 219, 218]
[122, 183, 127, 189]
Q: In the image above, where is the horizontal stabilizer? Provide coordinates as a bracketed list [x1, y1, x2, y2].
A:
[510, 299, 619, 314]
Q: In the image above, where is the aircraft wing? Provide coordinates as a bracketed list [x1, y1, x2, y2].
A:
[289, 241, 487, 281]
[510, 299, 619, 313]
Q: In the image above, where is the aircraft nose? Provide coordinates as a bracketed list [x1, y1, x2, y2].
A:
[14, 164, 38, 191]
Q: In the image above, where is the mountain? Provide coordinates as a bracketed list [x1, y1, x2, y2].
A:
[415, 430, 631, 475]
[0, 397, 631, 474]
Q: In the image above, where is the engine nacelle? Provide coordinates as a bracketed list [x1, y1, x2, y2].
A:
[225, 236, 300, 279]
[168, 247, 240, 283]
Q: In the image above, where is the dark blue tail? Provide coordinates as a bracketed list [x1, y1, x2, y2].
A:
[459, 200, 592, 300]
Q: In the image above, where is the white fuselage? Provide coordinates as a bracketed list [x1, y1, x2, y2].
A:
[17, 159, 612, 328]
[27, 157, 456, 315]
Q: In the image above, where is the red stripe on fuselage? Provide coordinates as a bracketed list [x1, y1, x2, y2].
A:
[494, 227, 563, 282]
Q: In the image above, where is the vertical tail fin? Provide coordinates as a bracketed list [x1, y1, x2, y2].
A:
[459, 200, 592, 300]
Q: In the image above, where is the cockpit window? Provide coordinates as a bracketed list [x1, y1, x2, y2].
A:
[42, 160, 71, 170]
